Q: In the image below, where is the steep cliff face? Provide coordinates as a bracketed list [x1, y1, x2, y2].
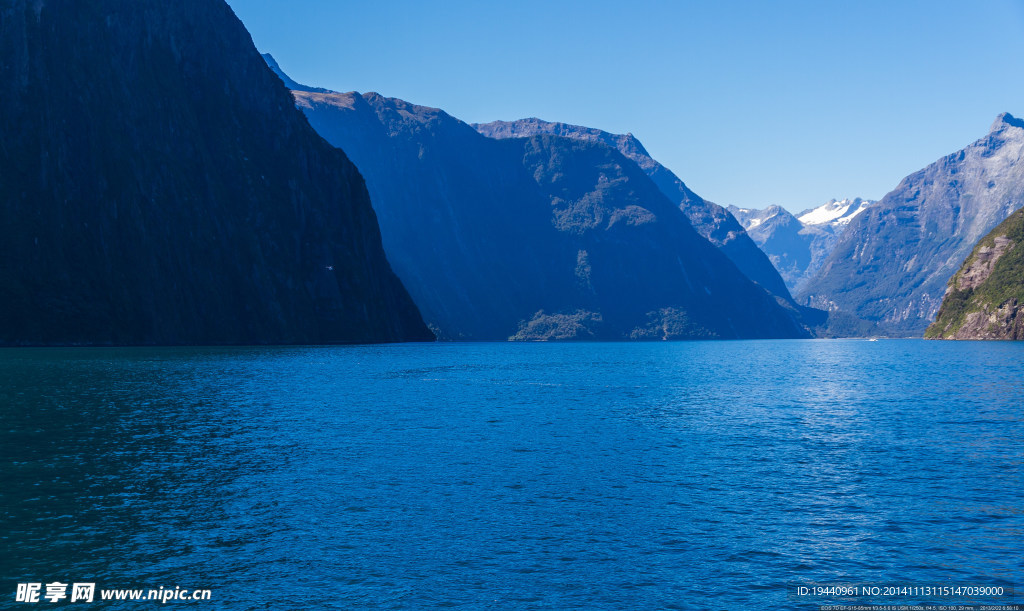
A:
[925, 207, 1024, 339]
[269, 62, 808, 340]
[797, 113, 1024, 336]
[472, 118, 795, 304]
[0, 1, 431, 344]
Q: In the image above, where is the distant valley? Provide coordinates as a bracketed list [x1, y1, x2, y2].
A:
[728, 198, 875, 294]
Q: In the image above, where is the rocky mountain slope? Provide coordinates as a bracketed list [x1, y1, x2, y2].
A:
[267, 59, 809, 340]
[925, 206, 1024, 339]
[728, 198, 874, 293]
[472, 118, 795, 304]
[0, 1, 431, 344]
[798, 113, 1024, 336]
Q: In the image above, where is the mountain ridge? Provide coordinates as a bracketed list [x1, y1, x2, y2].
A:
[472, 118, 798, 305]
[796, 198, 873, 226]
[266, 58, 811, 340]
[797, 113, 1024, 336]
[728, 198, 875, 295]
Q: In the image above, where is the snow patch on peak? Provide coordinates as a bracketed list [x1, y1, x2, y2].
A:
[731, 205, 784, 231]
[798, 197, 874, 227]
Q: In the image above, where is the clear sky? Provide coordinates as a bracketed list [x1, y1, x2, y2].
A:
[226, 0, 1024, 212]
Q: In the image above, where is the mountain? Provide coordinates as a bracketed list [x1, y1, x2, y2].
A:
[798, 113, 1024, 336]
[728, 205, 822, 292]
[265, 58, 809, 340]
[0, 0, 432, 345]
[472, 118, 795, 304]
[728, 198, 874, 293]
[925, 206, 1024, 339]
[796, 198, 874, 227]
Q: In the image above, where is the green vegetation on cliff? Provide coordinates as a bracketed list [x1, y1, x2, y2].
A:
[925, 207, 1024, 339]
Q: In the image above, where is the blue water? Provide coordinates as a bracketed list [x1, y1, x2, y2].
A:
[1, 340, 1022, 609]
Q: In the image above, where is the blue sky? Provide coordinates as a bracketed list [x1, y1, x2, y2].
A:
[226, 0, 1024, 212]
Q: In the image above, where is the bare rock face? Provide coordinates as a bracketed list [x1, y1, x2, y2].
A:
[950, 300, 1024, 340]
[926, 206, 1024, 340]
[956, 236, 1013, 291]
[0, 1, 432, 345]
[799, 113, 1024, 336]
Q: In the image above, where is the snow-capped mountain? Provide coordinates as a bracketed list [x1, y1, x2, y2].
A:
[799, 113, 1024, 336]
[797, 198, 873, 227]
[728, 198, 875, 294]
[728, 205, 785, 231]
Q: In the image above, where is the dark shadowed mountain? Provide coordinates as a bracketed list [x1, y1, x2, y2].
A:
[926, 206, 1024, 340]
[798, 113, 1024, 336]
[0, 0, 431, 345]
[472, 118, 795, 304]
[728, 198, 874, 294]
[265, 57, 808, 340]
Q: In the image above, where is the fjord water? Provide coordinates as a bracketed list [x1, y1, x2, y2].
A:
[2, 341, 1021, 609]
